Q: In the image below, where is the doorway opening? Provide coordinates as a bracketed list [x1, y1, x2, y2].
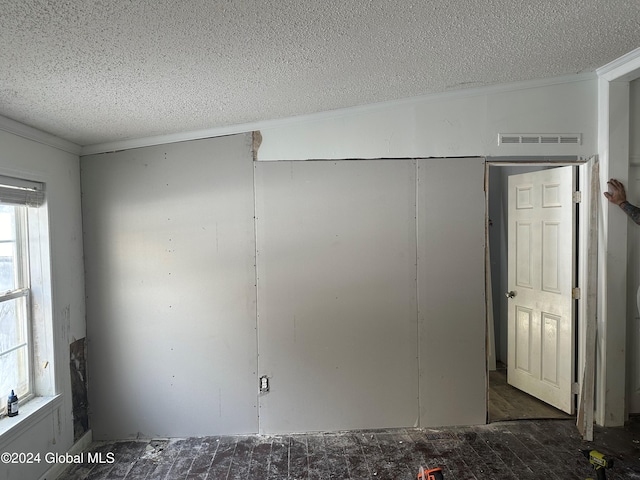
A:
[486, 161, 586, 422]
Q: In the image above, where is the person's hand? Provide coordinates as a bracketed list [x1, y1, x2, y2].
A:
[604, 179, 627, 206]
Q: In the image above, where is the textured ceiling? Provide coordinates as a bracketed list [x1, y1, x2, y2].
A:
[0, 0, 639, 147]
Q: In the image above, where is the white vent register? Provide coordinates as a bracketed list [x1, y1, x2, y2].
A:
[498, 133, 581, 145]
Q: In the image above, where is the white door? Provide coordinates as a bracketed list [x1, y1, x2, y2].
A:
[507, 166, 575, 414]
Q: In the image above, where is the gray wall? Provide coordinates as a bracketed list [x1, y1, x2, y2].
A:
[255, 160, 419, 433]
[82, 135, 258, 439]
[418, 158, 486, 426]
[488, 166, 506, 364]
[82, 137, 488, 437]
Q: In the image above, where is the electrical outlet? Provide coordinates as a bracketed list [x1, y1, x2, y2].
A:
[260, 375, 269, 393]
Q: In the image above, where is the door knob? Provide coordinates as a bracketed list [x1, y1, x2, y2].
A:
[505, 290, 516, 299]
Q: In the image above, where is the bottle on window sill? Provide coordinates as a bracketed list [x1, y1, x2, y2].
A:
[7, 390, 18, 417]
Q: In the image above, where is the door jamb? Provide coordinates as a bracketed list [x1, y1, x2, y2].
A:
[484, 158, 592, 426]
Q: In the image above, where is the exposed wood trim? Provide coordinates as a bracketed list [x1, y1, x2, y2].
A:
[577, 157, 598, 441]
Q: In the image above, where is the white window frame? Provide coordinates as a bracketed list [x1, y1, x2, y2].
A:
[0, 175, 53, 420]
[0, 204, 34, 411]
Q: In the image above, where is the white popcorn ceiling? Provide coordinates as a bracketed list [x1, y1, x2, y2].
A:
[0, 0, 638, 147]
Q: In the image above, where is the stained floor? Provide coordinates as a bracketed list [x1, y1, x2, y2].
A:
[488, 363, 571, 422]
[57, 419, 640, 480]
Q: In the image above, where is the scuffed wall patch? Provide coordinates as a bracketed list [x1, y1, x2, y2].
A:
[70, 337, 89, 441]
[252, 130, 262, 161]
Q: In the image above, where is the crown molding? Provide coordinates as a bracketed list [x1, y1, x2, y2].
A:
[596, 47, 640, 82]
[0, 115, 81, 156]
[81, 72, 596, 156]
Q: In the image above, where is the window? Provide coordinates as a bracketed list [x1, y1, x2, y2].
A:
[0, 204, 30, 403]
[0, 176, 46, 414]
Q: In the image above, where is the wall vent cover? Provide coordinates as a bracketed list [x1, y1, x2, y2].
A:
[498, 133, 581, 146]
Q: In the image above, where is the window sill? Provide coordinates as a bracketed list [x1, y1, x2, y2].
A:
[0, 395, 62, 450]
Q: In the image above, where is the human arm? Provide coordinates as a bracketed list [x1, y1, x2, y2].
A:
[604, 178, 640, 225]
[620, 201, 640, 224]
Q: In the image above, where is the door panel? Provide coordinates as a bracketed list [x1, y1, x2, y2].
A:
[507, 166, 575, 414]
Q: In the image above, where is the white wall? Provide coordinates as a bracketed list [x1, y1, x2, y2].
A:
[632, 79, 640, 158]
[0, 130, 85, 480]
[258, 78, 596, 161]
[81, 135, 258, 439]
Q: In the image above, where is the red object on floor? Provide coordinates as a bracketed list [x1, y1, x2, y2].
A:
[417, 466, 444, 480]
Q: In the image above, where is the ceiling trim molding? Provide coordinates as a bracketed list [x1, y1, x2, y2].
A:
[0, 115, 82, 156]
[596, 47, 640, 82]
[80, 72, 596, 156]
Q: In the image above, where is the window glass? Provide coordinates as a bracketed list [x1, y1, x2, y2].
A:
[0, 204, 30, 402]
[0, 346, 29, 401]
[0, 297, 23, 352]
[0, 205, 17, 293]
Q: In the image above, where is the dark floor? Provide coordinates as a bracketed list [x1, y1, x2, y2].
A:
[54, 368, 624, 479]
[57, 418, 640, 480]
[488, 364, 571, 422]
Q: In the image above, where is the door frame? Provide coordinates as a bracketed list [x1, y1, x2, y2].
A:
[484, 157, 595, 423]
